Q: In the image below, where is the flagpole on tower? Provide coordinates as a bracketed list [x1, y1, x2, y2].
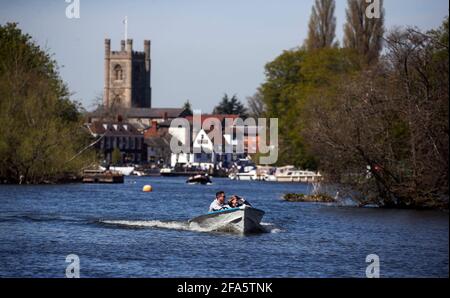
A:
[123, 16, 128, 41]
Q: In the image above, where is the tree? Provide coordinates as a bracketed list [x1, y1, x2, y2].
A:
[246, 88, 266, 118]
[302, 18, 449, 209]
[213, 94, 248, 117]
[343, 0, 385, 65]
[111, 147, 122, 166]
[260, 47, 360, 169]
[182, 100, 193, 116]
[305, 0, 337, 51]
[89, 91, 128, 122]
[0, 23, 95, 184]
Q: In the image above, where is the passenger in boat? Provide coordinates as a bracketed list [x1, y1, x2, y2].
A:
[209, 191, 230, 212]
[228, 195, 252, 208]
[228, 196, 240, 208]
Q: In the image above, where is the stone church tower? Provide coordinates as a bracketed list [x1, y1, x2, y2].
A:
[103, 39, 151, 108]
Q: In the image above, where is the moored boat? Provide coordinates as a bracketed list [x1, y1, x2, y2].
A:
[265, 166, 321, 183]
[160, 167, 206, 177]
[186, 174, 212, 185]
[228, 169, 267, 181]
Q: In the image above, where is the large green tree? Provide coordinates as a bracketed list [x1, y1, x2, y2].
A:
[261, 47, 360, 169]
[0, 23, 95, 184]
[302, 18, 449, 208]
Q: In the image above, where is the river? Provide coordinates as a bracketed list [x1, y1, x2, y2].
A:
[0, 176, 448, 277]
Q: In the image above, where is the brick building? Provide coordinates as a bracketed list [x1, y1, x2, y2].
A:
[86, 122, 146, 164]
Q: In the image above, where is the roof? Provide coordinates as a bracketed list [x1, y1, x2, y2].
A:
[185, 114, 240, 123]
[89, 107, 190, 119]
[86, 121, 142, 137]
[125, 108, 189, 118]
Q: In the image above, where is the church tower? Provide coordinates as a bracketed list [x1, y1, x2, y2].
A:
[104, 39, 152, 108]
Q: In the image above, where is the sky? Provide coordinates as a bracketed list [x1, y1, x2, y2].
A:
[1, 0, 448, 112]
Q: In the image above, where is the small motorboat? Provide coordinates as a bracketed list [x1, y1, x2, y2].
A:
[186, 174, 212, 185]
[188, 205, 266, 234]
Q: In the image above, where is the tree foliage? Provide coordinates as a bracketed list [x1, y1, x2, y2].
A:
[257, 7, 447, 208]
[343, 0, 385, 65]
[302, 20, 449, 208]
[261, 47, 360, 169]
[111, 147, 122, 166]
[182, 100, 193, 116]
[246, 88, 266, 118]
[305, 0, 337, 51]
[0, 23, 95, 184]
[213, 94, 248, 117]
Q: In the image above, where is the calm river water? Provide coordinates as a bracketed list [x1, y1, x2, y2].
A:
[0, 177, 448, 277]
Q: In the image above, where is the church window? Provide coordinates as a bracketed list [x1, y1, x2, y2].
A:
[114, 64, 123, 81]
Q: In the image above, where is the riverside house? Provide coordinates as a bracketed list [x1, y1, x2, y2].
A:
[86, 121, 147, 165]
[143, 120, 172, 166]
[168, 114, 255, 169]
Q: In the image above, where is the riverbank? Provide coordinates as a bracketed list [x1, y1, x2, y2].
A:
[0, 174, 82, 185]
[283, 193, 336, 203]
[282, 192, 449, 211]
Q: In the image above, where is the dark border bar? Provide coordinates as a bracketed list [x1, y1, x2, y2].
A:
[0, 278, 447, 296]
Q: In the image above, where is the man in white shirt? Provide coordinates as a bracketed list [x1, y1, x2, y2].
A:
[209, 191, 228, 212]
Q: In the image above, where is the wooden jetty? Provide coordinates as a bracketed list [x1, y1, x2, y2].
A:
[82, 169, 124, 183]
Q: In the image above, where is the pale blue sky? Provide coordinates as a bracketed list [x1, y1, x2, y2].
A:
[1, 0, 448, 112]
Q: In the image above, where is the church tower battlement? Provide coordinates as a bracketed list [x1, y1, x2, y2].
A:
[104, 38, 152, 108]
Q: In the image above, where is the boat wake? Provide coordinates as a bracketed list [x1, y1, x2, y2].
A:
[99, 219, 282, 234]
[101, 219, 192, 231]
[260, 222, 283, 234]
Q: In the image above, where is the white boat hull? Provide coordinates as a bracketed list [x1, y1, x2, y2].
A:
[188, 206, 266, 234]
[229, 172, 266, 181]
[234, 174, 254, 181]
[272, 175, 320, 183]
[100, 166, 135, 176]
[265, 172, 322, 183]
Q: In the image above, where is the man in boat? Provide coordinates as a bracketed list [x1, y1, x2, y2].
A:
[209, 191, 230, 212]
[228, 195, 252, 208]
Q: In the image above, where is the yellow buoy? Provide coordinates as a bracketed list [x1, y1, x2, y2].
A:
[142, 185, 152, 192]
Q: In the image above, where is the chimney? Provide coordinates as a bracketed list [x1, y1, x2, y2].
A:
[145, 120, 158, 137]
[121, 40, 125, 51]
